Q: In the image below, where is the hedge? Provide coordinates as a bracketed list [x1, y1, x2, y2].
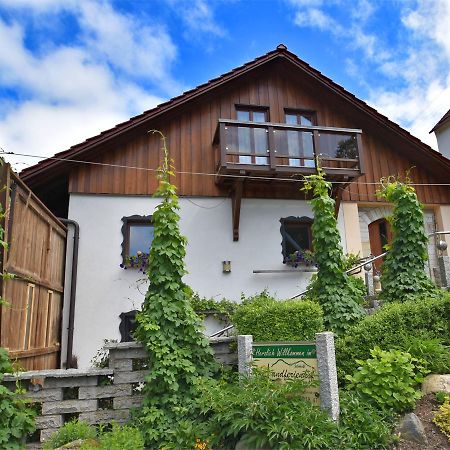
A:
[336, 293, 450, 380]
[233, 297, 324, 342]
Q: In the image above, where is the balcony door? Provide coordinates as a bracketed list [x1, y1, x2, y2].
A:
[236, 108, 268, 165]
[285, 111, 315, 167]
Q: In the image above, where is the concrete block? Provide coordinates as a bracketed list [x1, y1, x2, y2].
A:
[113, 395, 144, 409]
[44, 377, 98, 389]
[79, 384, 132, 399]
[109, 347, 148, 360]
[110, 358, 133, 372]
[26, 388, 63, 402]
[78, 409, 130, 425]
[42, 399, 97, 415]
[113, 370, 147, 384]
[40, 428, 59, 443]
[35, 414, 63, 430]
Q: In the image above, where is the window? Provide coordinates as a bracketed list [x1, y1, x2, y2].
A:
[236, 106, 269, 165]
[284, 110, 316, 168]
[121, 215, 154, 265]
[280, 217, 313, 264]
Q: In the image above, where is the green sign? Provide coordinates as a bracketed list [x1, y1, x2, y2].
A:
[252, 341, 319, 404]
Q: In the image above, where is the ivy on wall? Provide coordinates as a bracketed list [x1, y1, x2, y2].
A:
[134, 133, 216, 447]
[377, 177, 440, 302]
[302, 166, 364, 334]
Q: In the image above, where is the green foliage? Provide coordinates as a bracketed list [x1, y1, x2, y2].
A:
[338, 391, 397, 449]
[346, 347, 427, 413]
[133, 132, 216, 447]
[80, 424, 145, 450]
[43, 420, 96, 449]
[165, 370, 337, 450]
[302, 166, 364, 333]
[436, 391, 450, 405]
[433, 397, 450, 441]
[164, 371, 395, 450]
[233, 294, 324, 341]
[0, 350, 36, 449]
[336, 294, 450, 379]
[377, 178, 440, 302]
[189, 293, 237, 320]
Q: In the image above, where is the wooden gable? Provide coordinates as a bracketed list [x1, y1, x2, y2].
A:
[67, 58, 450, 205]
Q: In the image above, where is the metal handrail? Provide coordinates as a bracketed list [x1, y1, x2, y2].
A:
[208, 231, 450, 337]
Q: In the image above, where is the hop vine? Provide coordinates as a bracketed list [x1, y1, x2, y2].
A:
[134, 132, 216, 447]
[377, 176, 440, 302]
[302, 165, 364, 334]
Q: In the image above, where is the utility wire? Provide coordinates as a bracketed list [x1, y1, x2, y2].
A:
[1, 149, 450, 187]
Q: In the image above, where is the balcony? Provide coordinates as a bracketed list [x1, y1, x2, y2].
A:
[213, 119, 364, 183]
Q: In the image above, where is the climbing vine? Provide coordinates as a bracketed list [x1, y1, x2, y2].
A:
[303, 166, 364, 334]
[134, 132, 216, 448]
[377, 177, 440, 302]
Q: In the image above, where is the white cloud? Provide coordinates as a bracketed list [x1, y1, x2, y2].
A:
[165, 0, 225, 37]
[0, 1, 176, 169]
[287, 0, 450, 149]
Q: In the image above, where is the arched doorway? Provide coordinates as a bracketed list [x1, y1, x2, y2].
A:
[368, 218, 392, 271]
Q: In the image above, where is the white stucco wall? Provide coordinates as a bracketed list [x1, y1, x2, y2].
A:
[68, 194, 320, 368]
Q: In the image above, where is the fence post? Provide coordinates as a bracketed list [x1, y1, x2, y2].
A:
[316, 332, 340, 422]
[237, 335, 253, 376]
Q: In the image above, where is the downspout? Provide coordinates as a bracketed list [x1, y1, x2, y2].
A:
[58, 218, 80, 369]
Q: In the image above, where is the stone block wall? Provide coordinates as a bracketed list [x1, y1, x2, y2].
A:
[2, 337, 237, 448]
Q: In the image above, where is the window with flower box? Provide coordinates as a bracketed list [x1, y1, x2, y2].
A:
[121, 215, 154, 270]
[280, 216, 314, 267]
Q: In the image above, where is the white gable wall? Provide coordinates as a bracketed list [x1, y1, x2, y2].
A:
[67, 193, 333, 368]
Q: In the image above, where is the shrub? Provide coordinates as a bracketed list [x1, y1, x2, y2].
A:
[233, 295, 324, 341]
[336, 294, 450, 379]
[0, 348, 36, 449]
[165, 371, 396, 450]
[346, 347, 427, 413]
[189, 293, 238, 320]
[433, 397, 450, 441]
[43, 420, 96, 449]
[337, 391, 396, 449]
[165, 370, 337, 450]
[80, 423, 144, 450]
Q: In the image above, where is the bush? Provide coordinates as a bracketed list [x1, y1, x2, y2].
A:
[189, 293, 237, 320]
[0, 348, 36, 449]
[233, 294, 324, 341]
[165, 371, 337, 450]
[338, 391, 396, 449]
[164, 371, 396, 450]
[336, 294, 450, 379]
[346, 347, 427, 413]
[433, 397, 450, 441]
[80, 423, 144, 450]
[43, 420, 96, 449]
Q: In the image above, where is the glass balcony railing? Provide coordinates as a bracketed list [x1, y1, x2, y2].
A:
[214, 119, 363, 178]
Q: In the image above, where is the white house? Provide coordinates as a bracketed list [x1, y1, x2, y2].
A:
[21, 45, 450, 368]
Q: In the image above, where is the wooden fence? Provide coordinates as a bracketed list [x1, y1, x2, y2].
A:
[0, 163, 67, 370]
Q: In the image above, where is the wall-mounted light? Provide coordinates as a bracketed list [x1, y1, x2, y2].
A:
[222, 260, 231, 273]
[437, 240, 448, 252]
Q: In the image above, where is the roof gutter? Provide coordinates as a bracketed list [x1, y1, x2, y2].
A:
[58, 218, 80, 369]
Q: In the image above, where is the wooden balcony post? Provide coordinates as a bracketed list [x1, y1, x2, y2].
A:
[312, 130, 321, 169]
[356, 133, 365, 175]
[267, 126, 276, 170]
[220, 122, 227, 170]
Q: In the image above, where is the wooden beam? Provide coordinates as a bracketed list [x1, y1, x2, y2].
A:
[231, 180, 244, 241]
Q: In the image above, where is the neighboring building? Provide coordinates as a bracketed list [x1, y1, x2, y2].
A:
[431, 109, 450, 160]
[20, 45, 450, 368]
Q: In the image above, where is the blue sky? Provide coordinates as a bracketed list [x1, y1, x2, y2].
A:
[0, 0, 449, 170]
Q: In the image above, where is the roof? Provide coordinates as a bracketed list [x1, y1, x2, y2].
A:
[430, 108, 450, 133]
[21, 44, 450, 184]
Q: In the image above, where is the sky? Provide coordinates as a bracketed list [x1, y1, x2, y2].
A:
[0, 0, 449, 171]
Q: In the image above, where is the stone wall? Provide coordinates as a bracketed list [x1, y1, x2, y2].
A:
[2, 337, 237, 448]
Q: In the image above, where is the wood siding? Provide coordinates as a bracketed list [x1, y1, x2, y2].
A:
[0, 164, 67, 370]
[68, 61, 450, 205]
